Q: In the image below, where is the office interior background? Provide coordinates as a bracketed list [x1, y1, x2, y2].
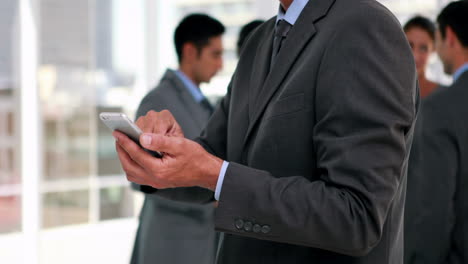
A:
[0, 0, 455, 263]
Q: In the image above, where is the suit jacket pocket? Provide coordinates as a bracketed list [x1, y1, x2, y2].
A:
[265, 92, 305, 121]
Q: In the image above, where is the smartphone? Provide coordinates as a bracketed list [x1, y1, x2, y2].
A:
[99, 112, 163, 158]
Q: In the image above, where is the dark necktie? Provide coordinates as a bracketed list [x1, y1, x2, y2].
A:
[271, 19, 292, 68]
[200, 97, 214, 115]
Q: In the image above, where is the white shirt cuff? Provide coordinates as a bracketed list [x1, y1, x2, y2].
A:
[215, 161, 229, 201]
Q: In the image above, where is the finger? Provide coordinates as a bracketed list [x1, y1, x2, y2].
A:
[114, 130, 161, 169]
[115, 142, 151, 184]
[135, 115, 147, 132]
[140, 133, 186, 156]
[152, 110, 185, 137]
[115, 143, 144, 173]
[112, 130, 128, 142]
[136, 113, 157, 136]
[154, 110, 177, 135]
[116, 138, 176, 189]
[159, 110, 175, 133]
[159, 110, 185, 137]
[136, 110, 185, 139]
[136, 110, 172, 135]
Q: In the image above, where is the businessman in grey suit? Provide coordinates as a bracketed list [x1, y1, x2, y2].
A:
[130, 14, 224, 264]
[405, 2, 468, 264]
[116, 0, 417, 263]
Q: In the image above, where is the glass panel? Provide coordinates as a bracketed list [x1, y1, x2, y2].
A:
[0, 0, 20, 234]
[7, 111, 14, 136]
[43, 105, 93, 180]
[42, 191, 89, 228]
[0, 196, 21, 233]
[38, 0, 142, 230]
[38, 2, 94, 189]
[99, 186, 134, 221]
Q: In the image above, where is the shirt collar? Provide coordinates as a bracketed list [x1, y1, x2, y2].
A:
[173, 69, 205, 102]
[453, 63, 468, 82]
[276, 0, 309, 26]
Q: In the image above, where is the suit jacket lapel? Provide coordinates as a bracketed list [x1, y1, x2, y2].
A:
[248, 20, 275, 121]
[243, 0, 336, 149]
[164, 70, 206, 130]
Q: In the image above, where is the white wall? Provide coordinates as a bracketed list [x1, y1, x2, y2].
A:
[0, 219, 138, 264]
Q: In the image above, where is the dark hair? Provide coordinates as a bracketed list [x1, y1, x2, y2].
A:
[237, 20, 264, 56]
[174, 14, 225, 63]
[403, 15, 435, 41]
[437, 1, 468, 47]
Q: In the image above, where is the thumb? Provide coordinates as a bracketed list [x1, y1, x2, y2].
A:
[140, 133, 184, 155]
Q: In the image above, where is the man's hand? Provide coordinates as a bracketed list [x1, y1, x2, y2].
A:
[113, 131, 223, 191]
[136, 110, 184, 138]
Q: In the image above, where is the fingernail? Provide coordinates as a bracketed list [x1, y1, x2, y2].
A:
[141, 134, 152, 146]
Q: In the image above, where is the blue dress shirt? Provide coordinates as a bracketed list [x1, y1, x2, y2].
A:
[214, 0, 310, 201]
[276, 0, 309, 25]
[174, 69, 205, 103]
[453, 63, 468, 82]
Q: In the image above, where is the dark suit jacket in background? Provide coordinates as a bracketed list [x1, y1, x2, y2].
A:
[405, 71, 468, 264]
[130, 69, 217, 264]
[191, 0, 418, 263]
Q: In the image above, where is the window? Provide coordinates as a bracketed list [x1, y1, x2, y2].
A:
[0, 0, 21, 235]
[37, 0, 140, 229]
[0, 1, 456, 263]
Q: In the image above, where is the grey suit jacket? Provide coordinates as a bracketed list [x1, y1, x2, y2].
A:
[405, 71, 468, 264]
[131, 69, 216, 264]
[192, 0, 417, 263]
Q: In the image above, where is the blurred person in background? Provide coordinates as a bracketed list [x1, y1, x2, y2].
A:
[114, 0, 418, 263]
[130, 13, 224, 264]
[404, 15, 441, 98]
[237, 19, 264, 57]
[405, 1, 468, 264]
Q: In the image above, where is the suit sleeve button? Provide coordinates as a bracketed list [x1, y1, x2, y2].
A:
[253, 224, 261, 233]
[235, 219, 244, 230]
[244, 221, 253, 232]
[261, 225, 271, 234]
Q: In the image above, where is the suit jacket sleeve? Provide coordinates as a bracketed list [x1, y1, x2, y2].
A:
[212, 11, 416, 256]
[404, 99, 458, 264]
